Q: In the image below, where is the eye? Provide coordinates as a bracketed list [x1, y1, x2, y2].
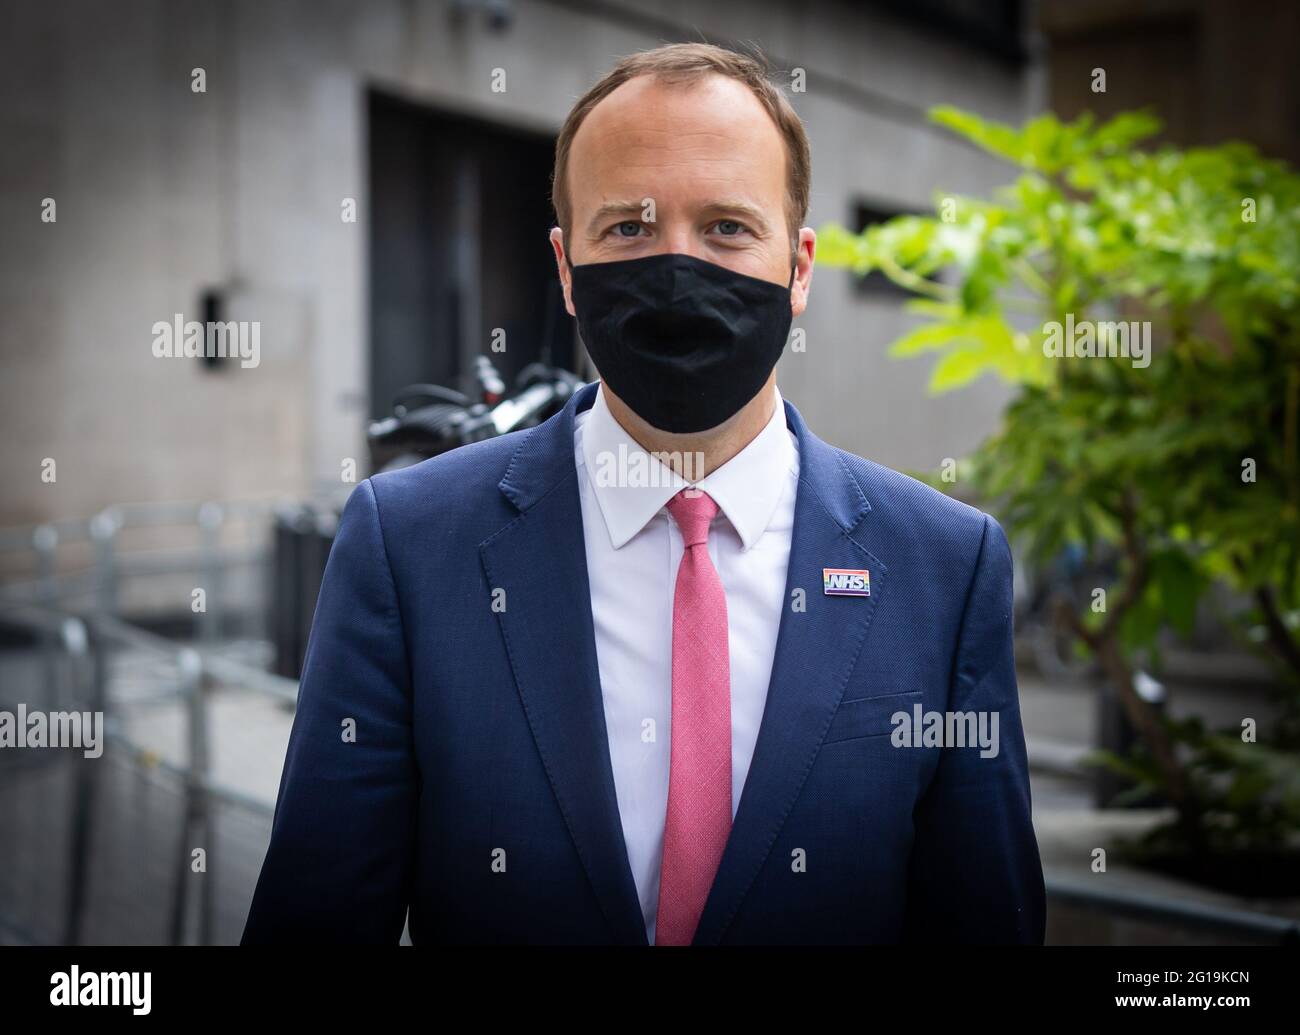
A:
[613, 221, 645, 238]
[712, 219, 750, 237]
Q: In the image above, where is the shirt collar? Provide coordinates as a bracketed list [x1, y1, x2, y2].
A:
[576, 381, 796, 552]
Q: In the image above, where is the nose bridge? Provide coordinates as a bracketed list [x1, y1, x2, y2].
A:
[660, 229, 698, 261]
[649, 203, 702, 262]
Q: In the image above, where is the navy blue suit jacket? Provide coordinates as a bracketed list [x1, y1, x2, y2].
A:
[242, 381, 1045, 944]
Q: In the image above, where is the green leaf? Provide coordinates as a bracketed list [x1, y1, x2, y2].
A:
[929, 106, 1027, 166]
[929, 346, 987, 392]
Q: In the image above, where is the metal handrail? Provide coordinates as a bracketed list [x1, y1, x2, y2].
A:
[0, 498, 283, 548]
[0, 599, 299, 704]
[0, 495, 347, 554]
[0, 546, 268, 600]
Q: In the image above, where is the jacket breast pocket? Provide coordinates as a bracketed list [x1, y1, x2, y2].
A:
[822, 690, 921, 745]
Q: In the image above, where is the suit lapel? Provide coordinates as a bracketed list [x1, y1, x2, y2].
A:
[691, 397, 889, 945]
[479, 382, 649, 946]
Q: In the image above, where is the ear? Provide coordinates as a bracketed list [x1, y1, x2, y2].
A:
[790, 227, 816, 318]
[549, 227, 576, 316]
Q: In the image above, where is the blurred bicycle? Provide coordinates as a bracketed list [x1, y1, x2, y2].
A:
[366, 357, 584, 474]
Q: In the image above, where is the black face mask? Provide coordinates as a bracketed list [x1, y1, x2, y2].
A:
[565, 251, 795, 434]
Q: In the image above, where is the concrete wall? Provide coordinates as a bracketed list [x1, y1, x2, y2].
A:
[0, 0, 1036, 527]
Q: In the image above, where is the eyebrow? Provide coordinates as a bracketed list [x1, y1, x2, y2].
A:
[583, 197, 774, 238]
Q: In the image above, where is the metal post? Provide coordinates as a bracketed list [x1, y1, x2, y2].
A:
[169, 649, 213, 945]
[33, 524, 59, 706]
[90, 508, 120, 617]
[198, 502, 224, 648]
[60, 617, 96, 946]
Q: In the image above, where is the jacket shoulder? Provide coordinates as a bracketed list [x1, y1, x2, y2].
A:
[363, 429, 531, 535]
[832, 446, 996, 555]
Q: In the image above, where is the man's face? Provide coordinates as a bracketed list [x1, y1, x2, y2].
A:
[552, 73, 813, 319]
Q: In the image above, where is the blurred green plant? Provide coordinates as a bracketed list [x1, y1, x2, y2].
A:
[818, 107, 1300, 868]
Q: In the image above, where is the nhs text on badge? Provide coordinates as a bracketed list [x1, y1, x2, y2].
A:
[823, 568, 870, 597]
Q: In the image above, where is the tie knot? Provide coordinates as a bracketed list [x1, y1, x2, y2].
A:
[666, 489, 718, 547]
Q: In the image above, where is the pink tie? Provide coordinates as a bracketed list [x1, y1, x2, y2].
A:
[654, 488, 731, 946]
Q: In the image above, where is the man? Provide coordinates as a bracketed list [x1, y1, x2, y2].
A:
[243, 43, 1045, 945]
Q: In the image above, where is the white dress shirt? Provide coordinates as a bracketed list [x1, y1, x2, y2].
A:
[573, 382, 800, 943]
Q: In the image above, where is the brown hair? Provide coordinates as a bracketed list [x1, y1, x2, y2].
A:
[551, 42, 811, 252]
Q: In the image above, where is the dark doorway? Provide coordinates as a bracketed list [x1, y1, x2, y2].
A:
[366, 90, 574, 419]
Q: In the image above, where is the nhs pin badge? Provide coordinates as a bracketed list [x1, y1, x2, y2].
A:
[823, 568, 870, 597]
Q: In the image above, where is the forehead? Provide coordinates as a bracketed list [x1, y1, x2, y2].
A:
[567, 73, 787, 217]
